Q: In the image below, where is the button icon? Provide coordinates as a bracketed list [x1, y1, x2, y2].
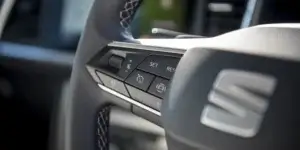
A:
[126, 70, 155, 91]
[156, 83, 166, 93]
[148, 77, 169, 98]
[136, 74, 144, 84]
[124, 60, 133, 73]
[166, 66, 176, 73]
[149, 61, 159, 68]
[125, 63, 131, 72]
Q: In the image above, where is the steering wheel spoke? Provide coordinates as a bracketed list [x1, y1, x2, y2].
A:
[52, 0, 300, 149]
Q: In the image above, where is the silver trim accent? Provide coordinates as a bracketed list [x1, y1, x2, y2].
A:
[98, 84, 161, 116]
[241, 0, 258, 28]
[201, 69, 277, 138]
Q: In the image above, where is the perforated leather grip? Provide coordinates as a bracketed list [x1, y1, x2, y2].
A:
[96, 106, 111, 150]
[120, 0, 143, 29]
[51, 0, 144, 150]
[94, 1, 142, 149]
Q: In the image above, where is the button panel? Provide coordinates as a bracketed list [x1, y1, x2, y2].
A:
[87, 43, 183, 115]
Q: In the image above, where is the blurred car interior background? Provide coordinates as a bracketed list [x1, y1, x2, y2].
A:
[1, 0, 300, 149]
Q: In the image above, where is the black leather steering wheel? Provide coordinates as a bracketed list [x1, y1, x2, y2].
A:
[50, 0, 300, 150]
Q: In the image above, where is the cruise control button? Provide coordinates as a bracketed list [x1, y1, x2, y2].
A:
[148, 77, 169, 98]
[138, 55, 180, 79]
[125, 70, 154, 91]
[96, 72, 129, 96]
[126, 85, 162, 111]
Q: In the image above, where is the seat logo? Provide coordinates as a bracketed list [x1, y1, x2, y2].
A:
[200, 69, 277, 138]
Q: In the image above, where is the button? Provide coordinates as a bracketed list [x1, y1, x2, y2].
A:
[117, 53, 148, 80]
[126, 85, 162, 111]
[132, 105, 162, 126]
[148, 77, 169, 98]
[138, 55, 179, 79]
[96, 72, 129, 96]
[108, 55, 124, 69]
[125, 70, 155, 91]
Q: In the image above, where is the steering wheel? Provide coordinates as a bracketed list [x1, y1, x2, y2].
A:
[50, 0, 300, 150]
